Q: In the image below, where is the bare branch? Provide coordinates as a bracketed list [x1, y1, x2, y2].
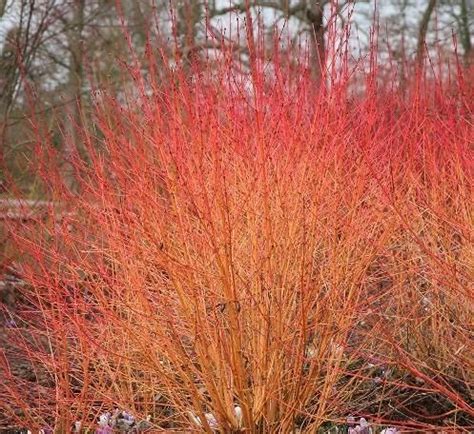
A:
[211, 1, 309, 21]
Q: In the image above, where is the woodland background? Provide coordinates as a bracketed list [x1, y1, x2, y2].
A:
[0, 0, 473, 193]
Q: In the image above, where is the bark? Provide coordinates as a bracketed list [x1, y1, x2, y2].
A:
[177, 0, 202, 71]
[307, 1, 325, 86]
[0, 29, 17, 188]
[460, 0, 472, 65]
[416, 0, 436, 68]
[63, 0, 85, 193]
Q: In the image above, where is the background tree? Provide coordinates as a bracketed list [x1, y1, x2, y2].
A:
[0, 0, 472, 192]
[416, 0, 437, 67]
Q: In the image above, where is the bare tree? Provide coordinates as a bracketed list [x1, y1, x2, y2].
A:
[1, 0, 471, 193]
[210, 1, 336, 86]
[0, 0, 57, 189]
[0, 0, 154, 191]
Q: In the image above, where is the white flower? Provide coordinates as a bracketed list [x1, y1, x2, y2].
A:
[99, 412, 111, 427]
[373, 376, 383, 385]
[205, 413, 219, 429]
[188, 410, 218, 430]
[234, 405, 243, 428]
[356, 417, 372, 434]
[380, 428, 398, 434]
[189, 405, 242, 430]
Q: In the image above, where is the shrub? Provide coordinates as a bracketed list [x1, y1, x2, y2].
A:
[1, 13, 473, 434]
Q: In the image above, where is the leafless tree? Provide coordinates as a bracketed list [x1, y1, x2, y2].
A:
[0, 0, 58, 189]
[1, 0, 471, 192]
[210, 1, 333, 85]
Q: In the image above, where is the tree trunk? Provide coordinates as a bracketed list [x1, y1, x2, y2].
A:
[307, 1, 325, 87]
[63, 0, 85, 193]
[460, 0, 472, 66]
[416, 0, 436, 68]
[177, 0, 201, 72]
[0, 28, 20, 191]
